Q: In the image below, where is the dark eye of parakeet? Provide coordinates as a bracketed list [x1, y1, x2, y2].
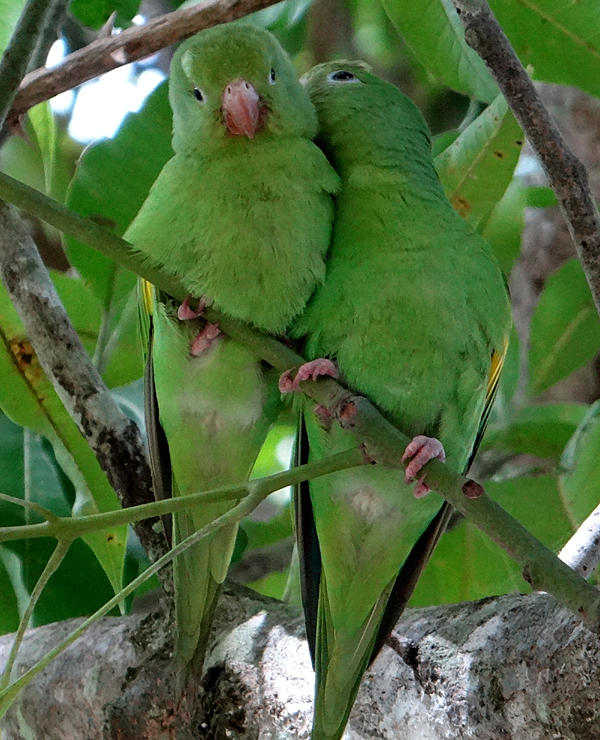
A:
[328, 70, 359, 83]
[269, 68, 276, 84]
[192, 87, 206, 103]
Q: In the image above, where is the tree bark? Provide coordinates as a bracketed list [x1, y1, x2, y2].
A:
[2, 585, 600, 739]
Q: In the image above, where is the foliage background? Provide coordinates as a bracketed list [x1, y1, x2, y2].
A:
[1, 0, 600, 639]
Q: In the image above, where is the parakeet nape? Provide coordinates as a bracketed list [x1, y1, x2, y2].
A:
[126, 24, 339, 680]
[283, 61, 512, 740]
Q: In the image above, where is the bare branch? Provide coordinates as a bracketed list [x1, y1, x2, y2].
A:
[560, 502, 600, 579]
[2, 589, 600, 739]
[0, 202, 168, 570]
[452, 0, 600, 318]
[9, 0, 283, 124]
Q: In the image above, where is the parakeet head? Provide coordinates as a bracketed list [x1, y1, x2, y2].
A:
[169, 24, 318, 153]
[301, 61, 432, 170]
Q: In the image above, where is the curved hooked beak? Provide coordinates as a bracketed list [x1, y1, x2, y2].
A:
[222, 79, 261, 139]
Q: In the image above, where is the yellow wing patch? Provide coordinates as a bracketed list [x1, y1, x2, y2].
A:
[141, 279, 155, 316]
[467, 334, 509, 471]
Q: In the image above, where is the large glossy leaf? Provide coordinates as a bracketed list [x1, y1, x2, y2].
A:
[381, 0, 498, 102]
[52, 272, 142, 388]
[0, 413, 117, 625]
[529, 259, 600, 397]
[559, 401, 600, 526]
[412, 474, 573, 605]
[482, 403, 588, 461]
[65, 81, 173, 312]
[490, 0, 600, 100]
[0, 0, 26, 54]
[435, 94, 523, 230]
[482, 178, 526, 276]
[69, 0, 140, 30]
[0, 285, 127, 593]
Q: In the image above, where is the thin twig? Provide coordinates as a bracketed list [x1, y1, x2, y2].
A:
[0, 448, 366, 544]
[0, 202, 168, 570]
[0, 448, 359, 717]
[451, 0, 600, 317]
[0, 0, 54, 131]
[0, 491, 59, 523]
[9, 0, 283, 124]
[0, 175, 599, 631]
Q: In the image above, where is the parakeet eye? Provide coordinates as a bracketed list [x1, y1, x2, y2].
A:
[269, 68, 276, 84]
[192, 87, 206, 103]
[328, 70, 360, 83]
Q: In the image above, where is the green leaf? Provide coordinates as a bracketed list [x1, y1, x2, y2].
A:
[559, 401, 600, 526]
[0, 413, 117, 625]
[490, 0, 600, 101]
[435, 94, 523, 229]
[0, 285, 127, 593]
[482, 403, 588, 460]
[69, 0, 140, 29]
[51, 272, 143, 388]
[482, 178, 527, 275]
[0, 0, 26, 54]
[529, 259, 600, 396]
[381, 0, 498, 102]
[27, 102, 57, 197]
[65, 82, 173, 313]
[248, 569, 289, 600]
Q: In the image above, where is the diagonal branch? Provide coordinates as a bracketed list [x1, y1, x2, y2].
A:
[0, 173, 599, 632]
[9, 0, 283, 125]
[451, 0, 600, 317]
[0, 202, 168, 571]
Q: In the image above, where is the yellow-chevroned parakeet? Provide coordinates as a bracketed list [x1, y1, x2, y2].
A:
[282, 62, 512, 740]
[126, 25, 339, 678]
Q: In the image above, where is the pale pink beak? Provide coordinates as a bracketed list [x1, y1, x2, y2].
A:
[222, 79, 261, 139]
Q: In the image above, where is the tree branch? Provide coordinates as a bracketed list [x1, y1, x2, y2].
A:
[452, 0, 600, 317]
[0, 449, 364, 544]
[2, 589, 600, 739]
[8, 0, 283, 125]
[0, 0, 55, 130]
[0, 174, 599, 632]
[0, 202, 168, 570]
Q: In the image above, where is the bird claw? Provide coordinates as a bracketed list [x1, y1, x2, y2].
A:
[177, 295, 212, 321]
[190, 323, 221, 355]
[401, 435, 446, 497]
[278, 358, 338, 393]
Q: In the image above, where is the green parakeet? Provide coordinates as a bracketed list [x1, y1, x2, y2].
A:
[285, 62, 512, 740]
[126, 25, 339, 678]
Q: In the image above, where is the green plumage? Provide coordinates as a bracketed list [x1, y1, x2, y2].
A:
[126, 25, 338, 677]
[294, 62, 512, 740]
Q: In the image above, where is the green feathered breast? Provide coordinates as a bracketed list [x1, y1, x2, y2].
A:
[293, 61, 512, 740]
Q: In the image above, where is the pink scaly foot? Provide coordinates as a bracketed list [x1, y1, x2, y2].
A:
[177, 295, 212, 321]
[279, 358, 338, 393]
[401, 435, 446, 498]
[190, 323, 221, 355]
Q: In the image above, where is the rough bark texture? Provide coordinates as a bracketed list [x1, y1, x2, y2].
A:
[2, 585, 600, 739]
[512, 85, 600, 408]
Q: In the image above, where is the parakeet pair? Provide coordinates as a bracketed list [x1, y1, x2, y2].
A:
[281, 62, 511, 740]
[126, 24, 339, 678]
[126, 21, 511, 740]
